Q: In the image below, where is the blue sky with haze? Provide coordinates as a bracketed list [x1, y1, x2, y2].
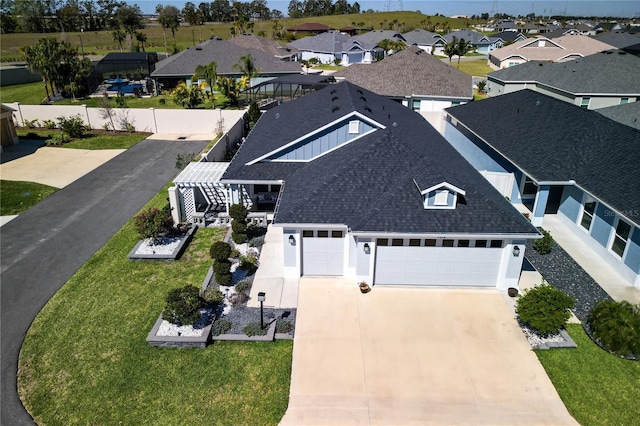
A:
[131, 1, 639, 17]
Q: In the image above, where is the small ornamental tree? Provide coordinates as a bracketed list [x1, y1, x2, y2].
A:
[533, 229, 554, 255]
[516, 282, 575, 336]
[162, 285, 205, 325]
[134, 207, 174, 243]
[588, 300, 640, 358]
[229, 203, 249, 244]
[210, 241, 232, 285]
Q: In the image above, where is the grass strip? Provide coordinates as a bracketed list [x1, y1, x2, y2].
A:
[0, 180, 58, 215]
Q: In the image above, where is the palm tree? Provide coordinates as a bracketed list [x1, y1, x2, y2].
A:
[135, 31, 147, 52]
[233, 54, 260, 87]
[193, 61, 217, 102]
[157, 5, 180, 53]
[443, 36, 458, 63]
[456, 38, 473, 67]
[112, 29, 126, 52]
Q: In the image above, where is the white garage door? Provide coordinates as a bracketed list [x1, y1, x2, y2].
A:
[302, 230, 344, 276]
[375, 244, 503, 286]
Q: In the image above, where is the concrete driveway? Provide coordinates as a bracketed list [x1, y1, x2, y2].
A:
[281, 279, 577, 425]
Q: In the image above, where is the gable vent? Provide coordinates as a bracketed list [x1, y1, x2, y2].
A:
[331, 106, 340, 112]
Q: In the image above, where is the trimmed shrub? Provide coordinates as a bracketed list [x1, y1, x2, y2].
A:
[235, 279, 252, 294]
[239, 252, 259, 271]
[243, 322, 267, 337]
[57, 114, 87, 138]
[516, 283, 575, 336]
[232, 232, 247, 245]
[231, 220, 247, 234]
[134, 207, 174, 242]
[588, 300, 640, 358]
[211, 319, 232, 336]
[533, 229, 554, 255]
[46, 133, 70, 146]
[276, 320, 293, 334]
[210, 241, 231, 261]
[162, 285, 204, 325]
[212, 259, 231, 275]
[215, 272, 232, 286]
[202, 286, 224, 305]
[229, 203, 248, 222]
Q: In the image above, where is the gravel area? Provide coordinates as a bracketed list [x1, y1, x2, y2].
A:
[525, 234, 612, 322]
[156, 307, 215, 337]
[134, 236, 183, 255]
[517, 319, 566, 349]
[221, 307, 296, 335]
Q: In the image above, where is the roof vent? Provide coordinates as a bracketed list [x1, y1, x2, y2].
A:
[365, 107, 372, 113]
[195, 47, 202, 51]
[392, 122, 398, 127]
[332, 106, 340, 112]
[332, 96, 338, 101]
[275, 113, 280, 119]
[360, 96, 367, 102]
[330, 89, 337, 94]
[618, 51, 627, 55]
[357, 89, 363, 94]
[536, 100, 541, 106]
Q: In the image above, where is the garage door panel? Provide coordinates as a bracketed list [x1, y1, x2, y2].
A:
[303, 235, 344, 276]
[375, 246, 502, 286]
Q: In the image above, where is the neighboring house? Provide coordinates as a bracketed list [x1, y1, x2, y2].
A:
[593, 31, 640, 49]
[596, 101, 640, 130]
[227, 33, 300, 62]
[287, 22, 334, 35]
[489, 31, 528, 44]
[487, 50, 640, 109]
[444, 89, 640, 288]
[287, 31, 382, 65]
[332, 46, 472, 114]
[487, 35, 615, 69]
[0, 104, 19, 152]
[442, 30, 503, 55]
[220, 81, 539, 288]
[402, 29, 447, 54]
[150, 38, 300, 91]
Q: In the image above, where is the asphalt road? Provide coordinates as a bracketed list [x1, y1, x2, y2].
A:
[0, 137, 209, 425]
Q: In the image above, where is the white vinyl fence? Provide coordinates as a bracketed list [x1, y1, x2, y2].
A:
[6, 103, 246, 135]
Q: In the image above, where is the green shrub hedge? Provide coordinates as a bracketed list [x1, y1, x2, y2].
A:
[588, 300, 640, 358]
[516, 282, 575, 336]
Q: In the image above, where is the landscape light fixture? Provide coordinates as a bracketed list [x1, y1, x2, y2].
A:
[288, 235, 295, 245]
[258, 292, 266, 329]
[513, 246, 521, 257]
[363, 243, 370, 254]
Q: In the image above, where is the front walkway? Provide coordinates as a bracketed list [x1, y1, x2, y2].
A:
[542, 215, 640, 304]
[280, 279, 577, 426]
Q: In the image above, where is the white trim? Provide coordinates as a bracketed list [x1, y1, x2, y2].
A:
[246, 111, 386, 165]
[421, 181, 466, 196]
[607, 216, 632, 261]
[578, 194, 597, 234]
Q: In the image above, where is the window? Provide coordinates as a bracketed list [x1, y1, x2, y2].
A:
[490, 240, 503, 248]
[458, 240, 470, 247]
[620, 97, 629, 105]
[611, 219, 631, 258]
[580, 196, 597, 231]
[254, 184, 268, 193]
[392, 239, 404, 246]
[377, 238, 388, 246]
[508, 61, 519, 67]
[317, 230, 329, 238]
[434, 190, 449, 206]
[409, 239, 421, 246]
[475, 240, 487, 248]
[412, 99, 421, 111]
[348, 120, 360, 134]
[442, 239, 454, 247]
[580, 97, 591, 109]
[302, 230, 314, 237]
[331, 230, 343, 238]
[424, 239, 436, 247]
[522, 178, 537, 196]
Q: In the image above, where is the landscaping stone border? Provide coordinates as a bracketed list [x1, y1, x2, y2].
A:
[146, 313, 212, 348]
[128, 225, 197, 261]
[536, 329, 577, 350]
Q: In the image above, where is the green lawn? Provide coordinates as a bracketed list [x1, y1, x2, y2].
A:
[536, 323, 640, 426]
[0, 81, 48, 104]
[18, 189, 293, 425]
[448, 59, 494, 77]
[16, 129, 149, 150]
[0, 180, 58, 215]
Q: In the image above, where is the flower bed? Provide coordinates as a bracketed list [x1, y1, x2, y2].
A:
[128, 225, 196, 260]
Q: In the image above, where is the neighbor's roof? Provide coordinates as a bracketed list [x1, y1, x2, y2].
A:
[446, 89, 640, 225]
[442, 29, 492, 44]
[223, 81, 536, 235]
[227, 33, 299, 58]
[151, 38, 300, 77]
[593, 31, 640, 48]
[402, 29, 445, 46]
[288, 31, 354, 54]
[489, 31, 528, 42]
[489, 34, 615, 62]
[332, 46, 472, 99]
[596, 101, 640, 130]
[287, 22, 334, 32]
[352, 30, 406, 45]
[488, 50, 640, 95]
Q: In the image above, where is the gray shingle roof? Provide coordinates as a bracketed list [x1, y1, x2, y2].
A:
[151, 38, 300, 78]
[352, 30, 406, 45]
[227, 33, 299, 59]
[488, 50, 640, 94]
[223, 81, 536, 235]
[402, 29, 444, 46]
[332, 46, 472, 99]
[446, 89, 640, 225]
[288, 31, 353, 54]
[442, 30, 491, 45]
[594, 31, 640, 48]
[596, 101, 640, 130]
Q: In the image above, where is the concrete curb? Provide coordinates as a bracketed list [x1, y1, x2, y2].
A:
[128, 225, 196, 261]
[146, 313, 212, 348]
[536, 329, 577, 350]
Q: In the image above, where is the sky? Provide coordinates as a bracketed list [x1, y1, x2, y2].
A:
[131, 0, 640, 18]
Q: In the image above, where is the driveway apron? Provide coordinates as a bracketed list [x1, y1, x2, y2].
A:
[0, 138, 209, 425]
[281, 278, 577, 425]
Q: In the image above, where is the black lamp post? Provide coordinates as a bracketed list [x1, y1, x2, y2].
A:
[258, 292, 265, 329]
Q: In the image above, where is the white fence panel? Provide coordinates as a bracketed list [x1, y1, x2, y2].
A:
[480, 170, 515, 198]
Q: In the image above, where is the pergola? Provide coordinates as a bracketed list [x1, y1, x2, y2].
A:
[244, 74, 336, 106]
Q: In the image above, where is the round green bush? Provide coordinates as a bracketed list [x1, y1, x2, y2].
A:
[229, 203, 248, 222]
[235, 279, 252, 294]
[232, 232, 247, 244]
[231, 220, 247, 234]
[210, 241, 231, 261]
[215, 272, 232, 286]
[533, 229, 554, 255]
[202, 286, 224, 305]
[162, 285, 204, 325]
[134, 207, 174, 241]
[212, 259, 231, 275]
[516, 283, 575, 336]
[211, 319, 232, 336]
[587, 300, 640, 357]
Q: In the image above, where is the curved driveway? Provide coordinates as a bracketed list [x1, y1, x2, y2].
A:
[0, 137, 209, 425]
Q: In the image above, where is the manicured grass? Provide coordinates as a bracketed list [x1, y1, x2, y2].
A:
[16, 129, 149, 150]
[448, 59, 494, 77]
[18, 189, 293, 425]
[536, 323, 640, 426]
[0, 81, 48, 104]
[0, 180, 58, 215]
[54, 93, 229, 109]
[313, 64, 343, 71]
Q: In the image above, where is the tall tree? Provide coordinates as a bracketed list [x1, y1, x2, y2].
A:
[157, 4, 180, 52]
[112, 28, 126, 52]
[193, 61, 217, 101]
[22, 37, 78, 101]
[182, 1, 204, 41]
[56, 0, 83, 31]
[0, 0, 18, 33]
[456, 38, 473, 67]
[115, 3, 144, 50]
[211, 0, 230, 22]
[135, 30, 147, 51]
[443, 36, 458, 63]
[197, 2, 211, 21]
[287, 0, 302, 18]
[97, 0, 123, 30]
